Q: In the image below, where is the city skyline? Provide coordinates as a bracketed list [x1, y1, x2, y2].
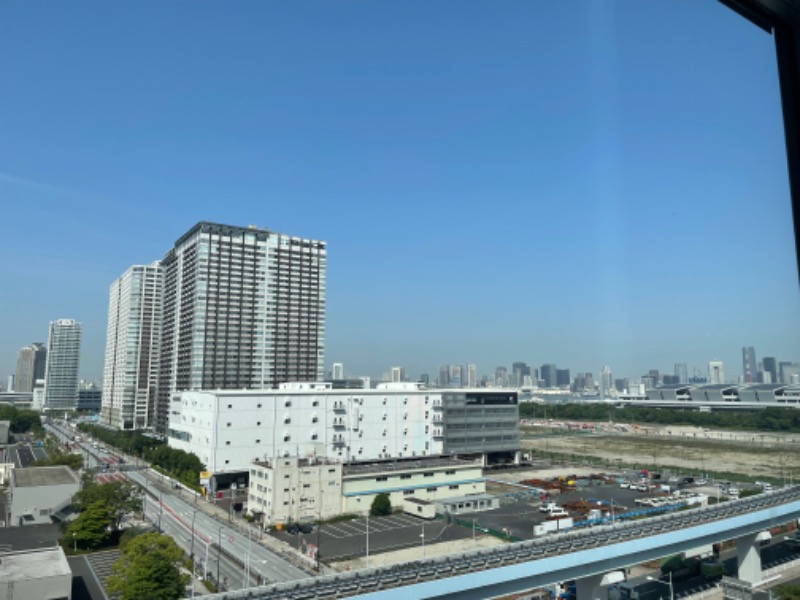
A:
[2, 1, 800, 385]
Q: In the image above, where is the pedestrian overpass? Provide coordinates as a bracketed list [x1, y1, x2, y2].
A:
[207, 486, 800, 599]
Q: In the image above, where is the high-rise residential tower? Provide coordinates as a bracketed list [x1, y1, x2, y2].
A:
[742, 346, 757, 383]
[674, 363, 688, 384]
[15, 343, 47, 393]
[467, 364, 477, 387]
[43, 319, 82, 411]
[331, 363, 344, 380]
[155, 222, 326, 433]
[101, 262, 163, 430]
[540, 364, 557, 388]
[708, 360, 725, 384]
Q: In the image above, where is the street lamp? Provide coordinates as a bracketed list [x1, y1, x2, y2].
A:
[420, 525, 425, 559]
[72, 532, 76, 552]
[365, 513, 370, 568]
[647, 572, 674, 600]
[217, 526, 223, 589]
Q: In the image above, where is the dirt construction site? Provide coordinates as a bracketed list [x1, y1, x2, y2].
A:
[516, 421, 800, 482]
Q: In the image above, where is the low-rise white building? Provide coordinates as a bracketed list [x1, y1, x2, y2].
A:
[341, 456, 485, 515]
[247, 455, 485, 525]
[167, 382, 520, 489]
[0, 547, 72, 600]
[8, 466, 80, 526]
[248, 456, 342, 525]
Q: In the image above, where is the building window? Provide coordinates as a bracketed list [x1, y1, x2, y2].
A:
[283, 435, 290, 442]
[256, 439, 261, 444]
[311, 433, 318, 440]
[449, 485, 459, 490]
[375, 476, 388, 482]
[257, 403, 262, 408]
[225, 460, 230, 464]
[400, 474, 411, 480]
[228, 404, 232, 409]
[285, 400, 291, 407]
[257, 421, 261, 426]
[424, 472, 434, 477]
[313, 400, 319, 407]
[225, 441, 231, 446]
[403, 489, 414, 495]
[445, 470, 456, 475]
[427, 487, 437, 492]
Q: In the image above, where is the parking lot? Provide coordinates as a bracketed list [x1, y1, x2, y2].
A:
[273, 512, 476, 561]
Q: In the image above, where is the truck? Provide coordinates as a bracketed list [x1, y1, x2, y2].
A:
[539, 502, 559, 513]
[533, 517, 574, 537]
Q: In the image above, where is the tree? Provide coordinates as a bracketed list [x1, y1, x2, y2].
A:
[65, 500, 114, 550]
[73, 476, 142, 531]
[370, 493, 391, 517]
[775, 583, 800, 600]
[107, 532, 188, 600]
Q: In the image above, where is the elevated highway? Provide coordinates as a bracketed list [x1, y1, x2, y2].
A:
[205, 485, 800, 600]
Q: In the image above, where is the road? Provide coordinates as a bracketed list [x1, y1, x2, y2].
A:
[129, 469, 310, 586]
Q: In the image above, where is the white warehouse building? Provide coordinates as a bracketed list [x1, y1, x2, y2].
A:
[167, 382, 520, 490]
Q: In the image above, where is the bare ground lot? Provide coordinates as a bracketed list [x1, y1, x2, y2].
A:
[519, 424, 800, 480]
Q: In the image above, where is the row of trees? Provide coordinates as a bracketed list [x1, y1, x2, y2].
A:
[0, 405, 42, 434]
[64, 473, 143, 550]
[77, 423, 204, 488]
[519, 404, 800, 433]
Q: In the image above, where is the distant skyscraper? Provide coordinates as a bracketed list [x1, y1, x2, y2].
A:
[600, 366, 613, 395]
[438, 365, 450, 387]
[101, 262, 163, 430]
[556, 368, 571, 388]
[742, 346, 757, 383]
[15, 343, 47, 393]
[512, 362, 530, 388]
[540, 364, 557, 388]
[156, 222, 326, 433]
[43, 319, 82, 411]
[708, 361, 725, 384]
[782, 363, 800, 384]
[332, 363, 344, 380]
[6, 375, 14, 392]
[467, 364, 477, 388]
[449, 365, 462, 388]
[390, 367, 405, 382]
[494, 367, 507, 387]
[763, 357, 778, 384]
[419, 373, 430, 385]
[674, 363, 688, 385]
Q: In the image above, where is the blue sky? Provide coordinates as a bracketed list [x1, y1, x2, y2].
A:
[1, 0, 798, 384]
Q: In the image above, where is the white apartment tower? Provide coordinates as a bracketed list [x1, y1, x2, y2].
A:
[15, 343, 47, 393]
[102, 262, 163, 429]
[43, 319, 82, 411]
[155, 222, 326, 433]
[708, 360, 725, 384]
[332, 362, 344, 380]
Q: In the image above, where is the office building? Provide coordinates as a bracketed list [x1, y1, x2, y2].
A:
[5, 376, 12, 393]
[512, 362, 530, 388]
[14, 343, 46, 394]
[449, 365, 463, 388]
[782, 363, 800, 384]
[742, 346, 757, 383]
[494, 367, 507, 387]
[77, 381, 102, 413]
[540, 364, 557, 388]
[155, 222, 326, 433]
[101, 262, 163, 430]
[43, 319, 82, 412]
[708, 361, 725, 385]
[763, 357, 778, 384]
[8, 466, 80, 526]
[556, 368, 571, 388]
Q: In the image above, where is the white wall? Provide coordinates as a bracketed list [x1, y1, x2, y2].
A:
[167, 384, 446, 475]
